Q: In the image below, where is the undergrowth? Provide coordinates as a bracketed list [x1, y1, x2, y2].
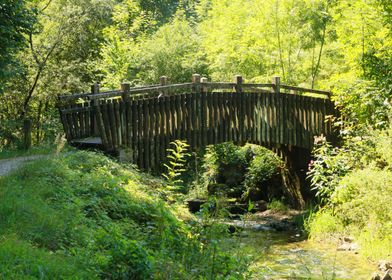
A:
[0, 149, 250, 279]
[307, 123, 392, 260]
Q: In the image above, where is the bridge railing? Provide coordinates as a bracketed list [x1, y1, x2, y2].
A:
[57, 75, 336, 171]
[58, 75, 330, 104]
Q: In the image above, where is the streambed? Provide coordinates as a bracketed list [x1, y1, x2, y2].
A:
[222, 215, 375, 279]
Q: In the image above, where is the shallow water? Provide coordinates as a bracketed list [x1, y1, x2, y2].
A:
[231, 230, 375, 279]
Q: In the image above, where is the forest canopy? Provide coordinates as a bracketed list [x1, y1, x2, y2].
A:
[0, 0, 391, 147]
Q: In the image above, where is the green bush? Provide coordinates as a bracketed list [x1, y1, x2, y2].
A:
[307, 121, 392, 259]
[200, 143, 282, 201]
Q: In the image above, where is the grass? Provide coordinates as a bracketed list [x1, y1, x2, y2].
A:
[0, 143, 57, 160]
[0, 149, 250, 279]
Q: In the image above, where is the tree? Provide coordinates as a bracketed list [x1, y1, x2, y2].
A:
[0, 0, 36, 91]
[0, 0, 115, 147]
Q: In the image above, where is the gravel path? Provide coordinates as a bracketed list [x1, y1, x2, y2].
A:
[0, 155, 47, 176]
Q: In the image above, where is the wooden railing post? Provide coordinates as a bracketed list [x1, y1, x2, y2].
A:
[201, 77, 208, 93]
[234, 75, 243, 93]
[121, 82, 130, 100]
[192, 74, 201, 148]
[120, 82, 130, 151]
[234, 75, 243, 144]
[200, 77, 208, 146]
[272, 76, 281, 94]
[91, 83, 100, 136]
[160, 76, 168, 86]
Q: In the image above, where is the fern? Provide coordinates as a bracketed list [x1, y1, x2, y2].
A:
[162, 140, 190, 191]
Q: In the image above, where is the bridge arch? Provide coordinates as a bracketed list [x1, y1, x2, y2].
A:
[58, 74, 337, 208]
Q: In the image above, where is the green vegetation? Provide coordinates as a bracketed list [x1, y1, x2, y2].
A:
[1, 0, 392, 276]
[1, 0, 391, 150]
[0, 149, 249, 279]
[307, 122, 392, 259]
[197, 143, 283, 203]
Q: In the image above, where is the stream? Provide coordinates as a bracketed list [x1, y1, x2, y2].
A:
[223, 220, 375, 279]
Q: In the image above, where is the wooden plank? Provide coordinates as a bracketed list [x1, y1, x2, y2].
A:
[276, 95, 281, 145]
[84, 106, 90, 138]
[189, 92, 196, 148]
[226, 92, 233, 143]
[200, 88, 205, 146]
[280, 84, 330, 96]
[273, 92, 281, 144]
[245, 92, 250, 142]
[240, 90, 246, 144]
[185, 93, 192, 146]
[294, 94, 299, 147]
[321, 98, 326, 135]
[218, 92, 224, 143]
[120, 100, 126, 146]
[77, 109, 84, 138]
[94, 104, 107, 149]
[227, 91, 232, 143]
[71, 112, 80, 140]
[136, 99, 143, 169]
[300, 96, 305, 148]
[126, 101, 131, 149]
[59, 112, 70, 140]
[149, 98, 155, 170]
[154, 97, 160, 171]
[169, 95, 175, 141]
[101, 103, 113, 151]
[206, 92, 213, 145]
[131, 99, 138, 163]
[260, 93, 264, 145]
[179, 93, 186, 141]
[108, 102, 118, 150]
[144, 98, 150, 171]
[289, 94, 294, 145]
[310, 96, 315, 144]
[255, 93, 261, 145]
[251, 92, 256, 144]
[318, 98, 323, 135]
[114, 101, 122, 146]
[158, 96, 166, 170]
[306, 96, 312, 148]
[213, 91, 219, 144]
[271, 92, 276, 144]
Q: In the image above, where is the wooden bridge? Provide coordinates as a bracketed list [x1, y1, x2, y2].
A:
[58, 75, 337, 172]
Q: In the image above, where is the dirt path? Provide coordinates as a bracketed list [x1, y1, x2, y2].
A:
[0, 155, 47, 176]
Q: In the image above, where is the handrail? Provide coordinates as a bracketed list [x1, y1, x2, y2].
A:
[58, 77, 331, 104]
[280, 84, 330, 96]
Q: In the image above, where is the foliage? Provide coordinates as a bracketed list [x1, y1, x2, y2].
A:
[307, 138, 351, 204]
[199, 143, 283, 201]
[0, 149, 249, 278]
[307, 121, 392, 259]
[244, 147, 282, 192]
[0, 0, 36, 90]
[162, 140, 190, 194]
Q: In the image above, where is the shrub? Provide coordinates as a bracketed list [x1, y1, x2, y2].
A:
[200, 143, 282, 201]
